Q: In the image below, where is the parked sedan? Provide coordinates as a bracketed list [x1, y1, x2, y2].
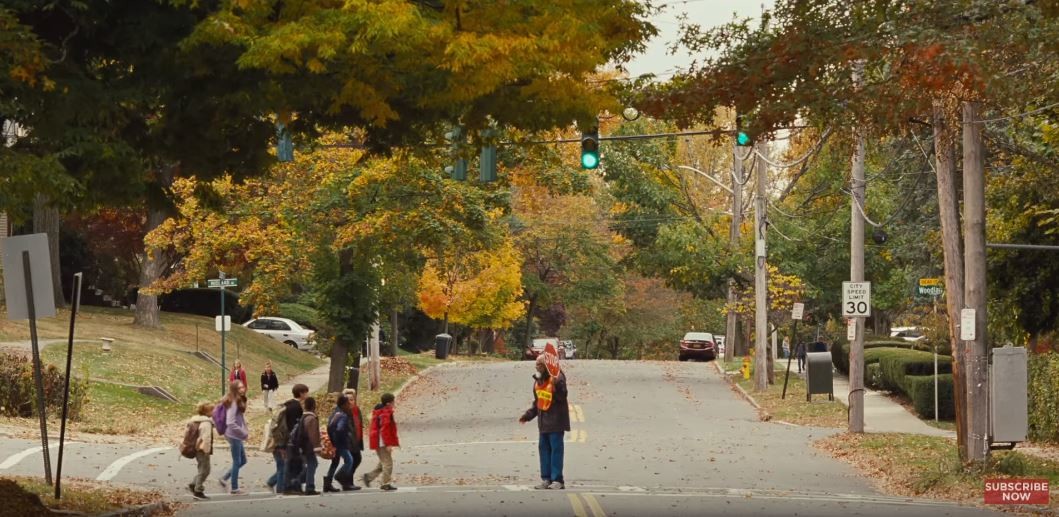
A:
[678, 332, 717, 361]
[244, 317, 315, 351]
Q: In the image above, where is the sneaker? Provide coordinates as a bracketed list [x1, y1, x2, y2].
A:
[341, 484, 361, 491]
[549, 482, 565, 490]
[533, 480, 552, 490]
[380, 484, 397, 492]
[192, 491, 209, 500]
[362, 474, 372, 488]
[323, 485, 340, 493]
[229, 489, 247, 496]
[303, 489, 321, 496]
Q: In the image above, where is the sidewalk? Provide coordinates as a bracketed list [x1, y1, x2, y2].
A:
[832, 373, 955, 438]
[246, 359, 332, 414]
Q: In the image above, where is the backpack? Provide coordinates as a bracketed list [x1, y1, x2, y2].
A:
[288, 415, 309, 453]
[266, 406, 289, 451]
[212, 403, 228, 436]
[318, 429, 335, 460]
[179, 420, 200, 459]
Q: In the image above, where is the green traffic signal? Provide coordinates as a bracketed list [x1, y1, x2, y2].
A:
[581, 151, 599, 169]
[737, 131, 752, 146]
[581, 127, 599, 170]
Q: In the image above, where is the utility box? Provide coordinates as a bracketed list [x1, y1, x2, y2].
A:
[990, 346, 1028, 444]
[806, 351, 834, 401]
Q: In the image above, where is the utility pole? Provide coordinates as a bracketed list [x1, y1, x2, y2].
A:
[753, 142, 769, 392]
[848, 64, 867, 433]
[962, 101, 989, 461]
[725, 134, 744, 364]
[932, 101, 968, 458]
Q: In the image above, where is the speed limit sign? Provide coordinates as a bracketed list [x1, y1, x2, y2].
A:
[842, 281, 871, 317]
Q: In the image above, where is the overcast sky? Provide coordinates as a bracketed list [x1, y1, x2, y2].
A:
[624, 0, 775, 79]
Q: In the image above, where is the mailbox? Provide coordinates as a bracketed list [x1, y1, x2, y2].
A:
[806, 351, 833, 401]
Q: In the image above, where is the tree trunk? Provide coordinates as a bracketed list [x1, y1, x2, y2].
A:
[389, 306, 399, 356]
[933, 101, 968, 459]
[32, 194, 65, 309]
[610, 336, 620, 359]
[523, 294, 537, 350]
[328, 339, 349, 393]
[133, 206, 169, 328]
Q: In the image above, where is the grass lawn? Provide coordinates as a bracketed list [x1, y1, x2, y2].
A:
[1, 307, 323, 438]
[736, 372, 848, 428]
[817, 433, 1059, 511]
[0, 475, 168, 516]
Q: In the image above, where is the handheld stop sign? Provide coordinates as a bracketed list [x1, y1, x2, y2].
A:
[543, 342, 562, 378]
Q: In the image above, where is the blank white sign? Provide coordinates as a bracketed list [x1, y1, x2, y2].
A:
[2, 233, 57, 320]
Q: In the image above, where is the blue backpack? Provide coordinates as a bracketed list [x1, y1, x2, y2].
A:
[212, 403, 228, 435]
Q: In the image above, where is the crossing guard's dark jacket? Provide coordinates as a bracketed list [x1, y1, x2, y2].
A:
[521, 372, 570, 434]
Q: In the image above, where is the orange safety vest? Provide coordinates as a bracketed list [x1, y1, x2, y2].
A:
[535, 378, 555, 412]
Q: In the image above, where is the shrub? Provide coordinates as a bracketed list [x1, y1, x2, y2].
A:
[903, 374, 955, 419]
[1028, 352, 1059, 442]
[865, 363, 882, 389]
[832, 341, 917, 375]
[877, 348, 952, 392]
[0, 353, 89, 420]
[278, 303, 324, 331]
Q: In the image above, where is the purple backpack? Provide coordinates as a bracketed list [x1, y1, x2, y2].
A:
[212, 403, 228, 435]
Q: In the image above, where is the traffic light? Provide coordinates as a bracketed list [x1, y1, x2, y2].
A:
[444, 126, 467, 180]
[735, 115, 752, 146]
[480, 144, 497, 182]
[580, 127, 599, 169]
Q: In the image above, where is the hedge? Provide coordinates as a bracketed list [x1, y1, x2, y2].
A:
[877, 348, 952, 393]
[903, 374, 955, 419]
[832, 341, 916, 375]
[865, 363, 882, 389]
[1029, 352, 1059, 442]
[0, 353, 88, 420]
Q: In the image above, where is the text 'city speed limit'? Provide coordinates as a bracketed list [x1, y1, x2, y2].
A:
[842, 281, 871, 317]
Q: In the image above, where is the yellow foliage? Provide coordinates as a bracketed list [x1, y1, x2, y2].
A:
[417, 238, 525, 330]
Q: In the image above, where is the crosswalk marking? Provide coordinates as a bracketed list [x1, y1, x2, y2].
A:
[96, 447, 169, 481]
[0, 444, 61, 470]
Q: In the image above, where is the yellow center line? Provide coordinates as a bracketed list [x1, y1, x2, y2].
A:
[568, 493, 588, 517]
[579, 430, 587, 443]
[583, 493, 606, 517]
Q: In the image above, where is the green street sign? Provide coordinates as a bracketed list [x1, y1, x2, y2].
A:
[207, 278, 238, 288]
[916, 278, 943, 298]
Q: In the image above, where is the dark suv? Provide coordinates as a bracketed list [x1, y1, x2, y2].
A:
[678, 332, 717, 361]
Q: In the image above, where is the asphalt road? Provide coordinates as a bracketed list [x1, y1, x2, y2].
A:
[1, 360, 1002, 516]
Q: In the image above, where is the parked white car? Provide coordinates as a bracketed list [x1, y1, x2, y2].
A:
[890, 326, 926, 343]
[244, 317, 315, 351]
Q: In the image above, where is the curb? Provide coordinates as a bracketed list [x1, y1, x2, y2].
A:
[393, 363, 449, 400]
[97, 501, 171, 517]
[731, 382, 763, 411]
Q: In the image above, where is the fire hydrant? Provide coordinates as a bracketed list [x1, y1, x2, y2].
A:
[741, 356, 751, 380]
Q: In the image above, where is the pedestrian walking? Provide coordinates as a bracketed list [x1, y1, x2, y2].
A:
[519, 354, 570, 490]
[276, 383, 310, 494]
[782, 336, 790, 359]
[229, 360, 248, 391]
[218, 380, 249, 495]
[342, 389, 365, 489]
[182, 401, 214, 500]
[795, 341, 807, 373]
[324, 395, 355, 492]
[295, 397, 322, 495]
[363, 392, 399, 491]
[261, 362, 279, 412]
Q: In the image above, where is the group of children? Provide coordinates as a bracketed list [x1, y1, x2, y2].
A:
[181, 379, 401, 500]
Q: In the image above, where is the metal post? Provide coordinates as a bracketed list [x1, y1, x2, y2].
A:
[220, 273, 226, 396]
[56, 272, 82, 499]
[23, 251, 52, 485]
[726, 131, 744, 363]
[782, 319, 798, 399]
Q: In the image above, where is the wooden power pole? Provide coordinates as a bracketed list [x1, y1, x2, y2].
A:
[962, 101, 989, 461]
[849, 100, 867, 433]
[753, 142, 769, 392]
[725, 137, 744, 364]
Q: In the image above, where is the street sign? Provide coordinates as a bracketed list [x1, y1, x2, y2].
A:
[792, 303, 805, 321]
[847, 319, 857, 340]
[842, 281, 872, 317]
[917, 277, 944, 297]
[207, 278, 238, 288]
[960, 308, 976, 341]
[215, 315, 231, 332]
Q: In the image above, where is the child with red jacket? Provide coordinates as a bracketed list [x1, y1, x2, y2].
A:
[362, 392, 399, 491]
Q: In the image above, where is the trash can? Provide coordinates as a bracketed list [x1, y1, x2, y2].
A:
[806, 351, 834, 401]
[435, 333, 452, 360]
[808, 341, 829, 353]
